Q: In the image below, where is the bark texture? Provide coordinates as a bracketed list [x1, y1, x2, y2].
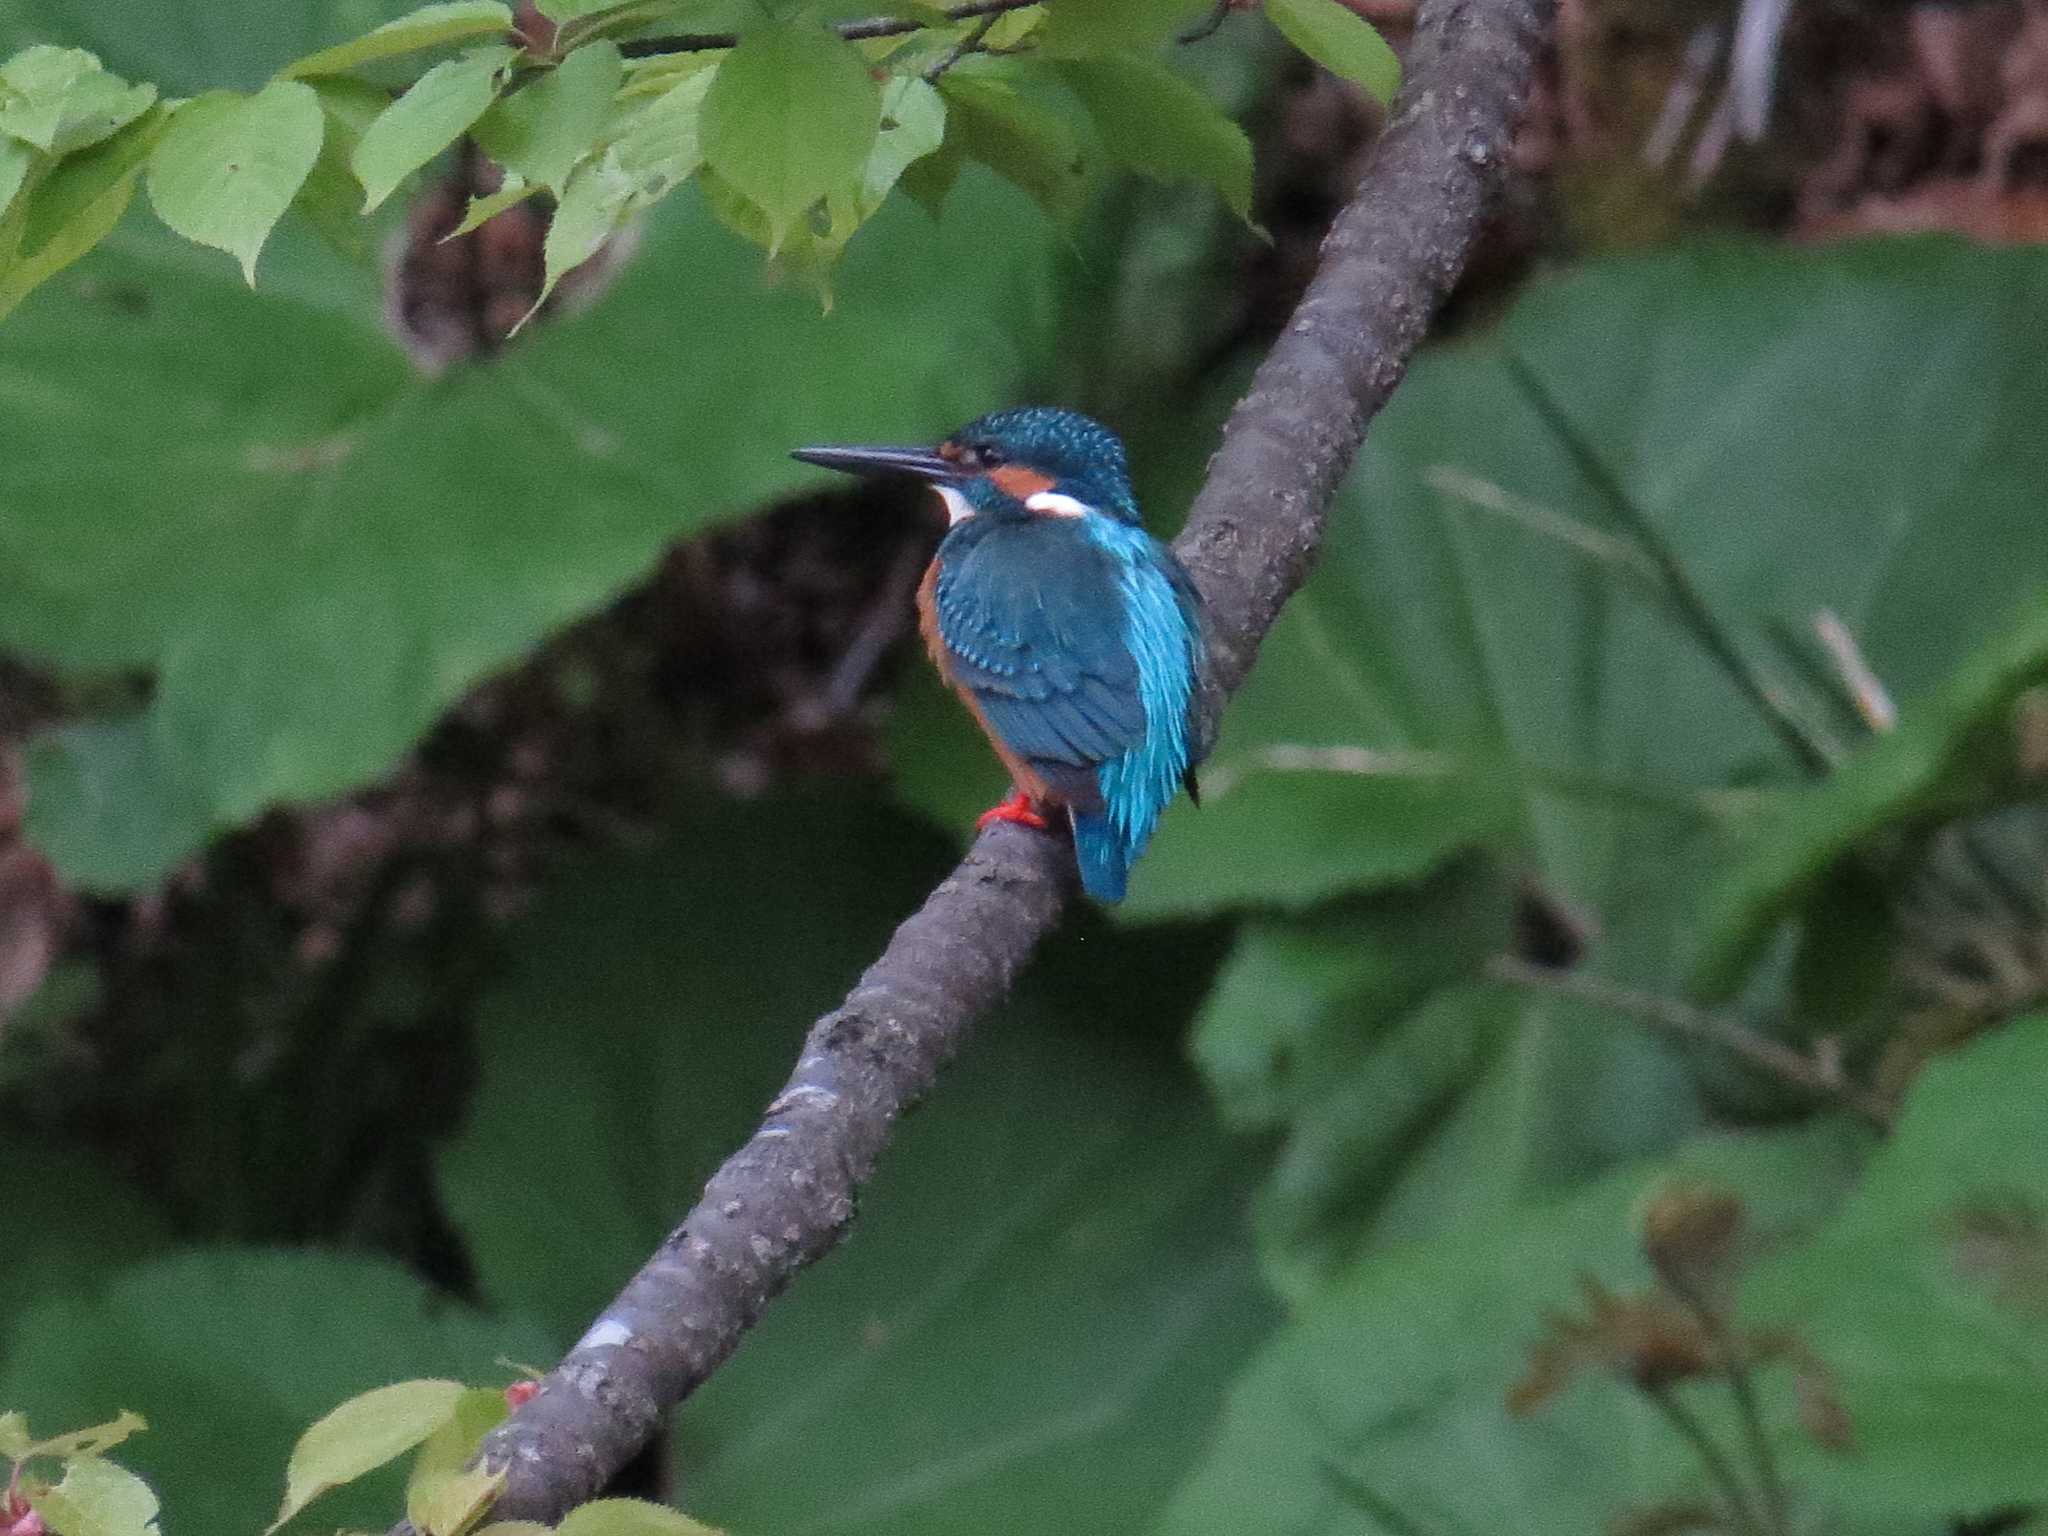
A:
[395, 0, 1552, 1522]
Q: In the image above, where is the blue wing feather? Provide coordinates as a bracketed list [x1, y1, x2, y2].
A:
[934, 516, 1201, 901]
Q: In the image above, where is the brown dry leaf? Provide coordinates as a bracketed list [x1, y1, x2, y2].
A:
[1509, 1276, 1716, 1414]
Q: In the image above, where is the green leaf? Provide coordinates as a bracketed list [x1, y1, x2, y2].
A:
[1693, 592, 2048, 999]
[937, 72, 1087, 222]
[1745, 1018, 2048, 1520]
[26, 1456, 161, 1536]
[851, 73, 945, 213]
[407, 1465, 505, 1536]
[0, 47, 149, 153]
[473, 40, 621, 194]
[1125, 765, 1517, 917]
[1039, 0, 1208, 55]
[896, 128, 964, 219]
[6, 162, 1065, 887]
[16, 1411, 151, 1464]
[439, 796, 1275, 1533]
[281, 2, 517, 79]
[0, 103, 165, 320]
[145, 82, 325, 283]
[0, 1253, 556, 1536]
[1265, 0, 1400, 104]
[698, 21, 879, 246]
[292, 75, 392, 259]
[270, 1380, 468, 1533]
[0, 47, 154, 155]
[351, 45, 514, 212]
[448, 172, 535, 235]
[1191, 857, 1530, 1298]
[0, 135, 32, 221]
[529, 63, 712, 307]
[555, 1501, 723, 1536]
[404, 1386, 509, 1536]
[22, 720, 213, 894]
[1159, 1119, 1870, 1535]
[557, 1, 683, 50]
[1055, 54, 1252, 219]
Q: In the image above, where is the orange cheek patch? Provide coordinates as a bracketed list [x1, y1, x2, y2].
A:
[989, 465, 1056, 500]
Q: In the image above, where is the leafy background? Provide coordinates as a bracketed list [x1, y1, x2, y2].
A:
[4, 0, 2048, 1534]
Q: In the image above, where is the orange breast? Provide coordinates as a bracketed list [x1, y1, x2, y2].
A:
[916, 559, 1056, 805]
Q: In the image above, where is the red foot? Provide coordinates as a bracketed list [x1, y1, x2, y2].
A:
[504, 1380, 541, 1410]
[977, 791, 1050, 832]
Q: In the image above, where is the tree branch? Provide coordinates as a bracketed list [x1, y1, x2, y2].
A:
[1485, 955, 1897, 1128]
[395, 0, 1552, 1524]
[618, 0, 1041, 59]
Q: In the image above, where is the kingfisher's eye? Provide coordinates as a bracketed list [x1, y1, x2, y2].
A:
[960, 441, 1007, 471]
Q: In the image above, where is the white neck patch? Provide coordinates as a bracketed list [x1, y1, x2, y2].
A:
[1023, 490, 1091, 518]
[935, 485, 975, 526]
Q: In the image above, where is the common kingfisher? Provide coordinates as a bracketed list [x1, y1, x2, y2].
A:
[793, 407, 1207, 903]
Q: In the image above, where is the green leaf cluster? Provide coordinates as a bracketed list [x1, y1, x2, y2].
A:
[0, 0, 1411, 316]
[2, 1412, 159, 1536]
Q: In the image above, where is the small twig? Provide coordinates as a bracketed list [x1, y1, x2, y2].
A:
[924, 9, 1001, 81]
[1485, 956, 1897, 1128]
[1500, 356, 1838, 776]
[1426, 464, 1664, 584]
[1646, 1383, 1768, 1536]
[1662, 1270, 1792, 1535]
[1813, 609, 1896, 734]
[620, 0, 1039, 58]
[814, 541, 927, 720]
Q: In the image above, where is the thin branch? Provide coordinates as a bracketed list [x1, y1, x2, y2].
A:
[389, 0, 1553, 1526]
[1646, 1383, 1769, 1536]
[1661, 1270, 1792, 1536]
[924, 9, 1001, 81]
[619, 0, 1040, 58]
[1500, 355, 1839, 776]
[1485, 955, 1897, 1128]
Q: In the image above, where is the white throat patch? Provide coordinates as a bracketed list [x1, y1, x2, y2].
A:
[935, 485, 975, 526]
[1023, 490, 1091, 518]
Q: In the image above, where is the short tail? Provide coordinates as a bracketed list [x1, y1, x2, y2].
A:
[1069, 810, 1129, 903]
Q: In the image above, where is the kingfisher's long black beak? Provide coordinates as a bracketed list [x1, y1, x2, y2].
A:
[792, 444, 960, 482]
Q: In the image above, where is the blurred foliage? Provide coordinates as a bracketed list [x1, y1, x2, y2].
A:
[0, 0, 1390, 318]
[3, 1, 2048, 1534]
[436, 795, 1272, 1532]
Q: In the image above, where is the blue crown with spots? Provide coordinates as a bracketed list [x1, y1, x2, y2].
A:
[953, 407, 1139, 523]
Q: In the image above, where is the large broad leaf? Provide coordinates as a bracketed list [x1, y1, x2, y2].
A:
[0, 1136, 170, 1326]
[1745, 1017, 2048, 1522]
[1693, 593, 2048, 999]
[697, 21, 879, 245]
[0, 0, 425, 95]
[438, 794, 1276, 1534]
[0, 1249, 556, 1535]
[1156, 1120, 1871, 1536]
[1118, 239, 2048, 1291]
[3, 163, 1065, 891]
